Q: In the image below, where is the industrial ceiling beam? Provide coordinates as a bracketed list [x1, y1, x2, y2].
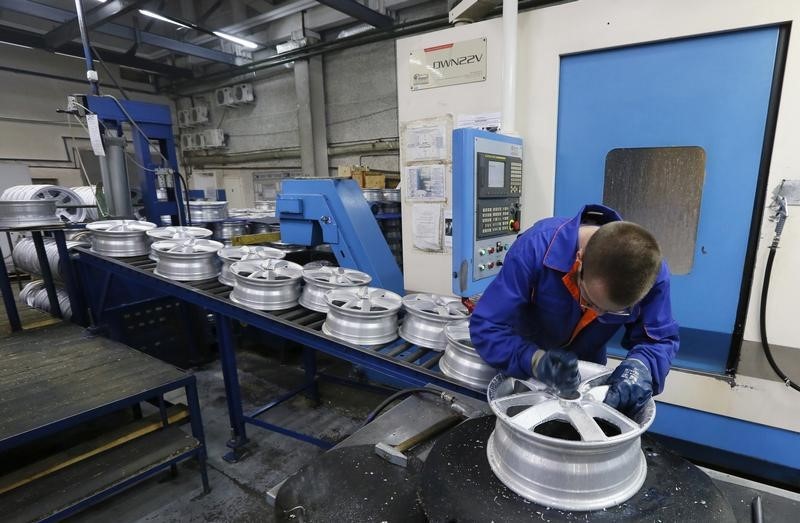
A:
[0, 26, 193, 78]
[43, 0, 151, 50]
[0, 0, 238, 64]
[313, 0, 393, 29]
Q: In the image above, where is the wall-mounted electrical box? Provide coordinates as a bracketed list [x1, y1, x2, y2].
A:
[452, 128, 523, 297]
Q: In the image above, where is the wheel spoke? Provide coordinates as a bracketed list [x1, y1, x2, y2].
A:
[565, 403, 608, 442]
[507, 399, 562, 430]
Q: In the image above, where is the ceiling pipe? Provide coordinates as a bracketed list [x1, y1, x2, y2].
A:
[74, 0, 99, 94]
[185, 140, 399, 167]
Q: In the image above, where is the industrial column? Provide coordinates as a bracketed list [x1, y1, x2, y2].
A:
[294, 54, 329, 177]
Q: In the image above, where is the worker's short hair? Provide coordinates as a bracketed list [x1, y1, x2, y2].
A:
[582, 221, 662, 307]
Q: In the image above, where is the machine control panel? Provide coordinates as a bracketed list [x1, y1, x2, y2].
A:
[452, 129, 523, 297]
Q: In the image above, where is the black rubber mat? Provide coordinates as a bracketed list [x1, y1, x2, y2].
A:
[420, 415, 737, 522]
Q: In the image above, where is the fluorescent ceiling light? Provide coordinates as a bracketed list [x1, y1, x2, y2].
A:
[55, 51, 85, 60]
[138, 9, 258, 49]
[213, 31, 258, 49]
[139, 9, 191, 29]
[0, 41, 34, 50]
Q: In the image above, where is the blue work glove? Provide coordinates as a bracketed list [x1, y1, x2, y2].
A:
[532, 349, 580, 397]
[604, 358, 653, 418]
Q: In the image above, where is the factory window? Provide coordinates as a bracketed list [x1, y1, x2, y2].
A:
[32, 178, 58, 185]
[603, 146, 706, 275]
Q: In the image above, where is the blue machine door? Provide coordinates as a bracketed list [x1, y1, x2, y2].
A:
[554, 27, 782, 373]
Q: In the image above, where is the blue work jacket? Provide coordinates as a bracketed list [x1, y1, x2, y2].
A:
[469, 204, 679, 394]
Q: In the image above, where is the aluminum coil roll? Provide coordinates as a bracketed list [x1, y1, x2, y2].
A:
[1, 184, 86, 222]
[12, 236, 89, 280]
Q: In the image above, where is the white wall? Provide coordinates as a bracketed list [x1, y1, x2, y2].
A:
[396, 20, 505, 294]
[0, 43, 172, 189]
[397, 0, 800, 433]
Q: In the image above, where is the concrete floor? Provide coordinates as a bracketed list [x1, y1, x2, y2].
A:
[70, 349, 388, 523]
[4, 295, 798, 522]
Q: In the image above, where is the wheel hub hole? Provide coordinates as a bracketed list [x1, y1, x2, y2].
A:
[506, 405, 530, 417]
[533, 419, 581, 441]
[593, 417, 622, 437]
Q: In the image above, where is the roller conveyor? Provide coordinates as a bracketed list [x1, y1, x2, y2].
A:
[73, 247, 481, 460]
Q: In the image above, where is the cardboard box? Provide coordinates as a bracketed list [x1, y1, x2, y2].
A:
[338, 165, 385, 189]
[338, 165, 366, 179]
[363, 174, 386, 189]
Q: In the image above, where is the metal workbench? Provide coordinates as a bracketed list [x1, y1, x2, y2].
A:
[73, 247, 482, 461]
[0, 322, 209, 521]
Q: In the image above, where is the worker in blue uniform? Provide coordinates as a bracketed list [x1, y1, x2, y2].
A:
[470, 204, 679, 417]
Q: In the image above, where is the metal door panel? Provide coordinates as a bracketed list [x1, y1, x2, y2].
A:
[555, 27, 780, 372]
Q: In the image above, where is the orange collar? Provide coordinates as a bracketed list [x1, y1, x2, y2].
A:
[562, 258, 598, 345]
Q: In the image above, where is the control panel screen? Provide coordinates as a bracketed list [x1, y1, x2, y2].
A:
[487, 160, 506, 188]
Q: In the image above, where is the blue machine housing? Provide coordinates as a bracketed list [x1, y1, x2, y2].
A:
[452, 128, 523, 297]
[86, 96, 187, 225]
[276, 178, 404, 295]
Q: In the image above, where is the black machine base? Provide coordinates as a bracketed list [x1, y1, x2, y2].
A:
[274, 416, 737, 522]
[420, 416, 737, 522]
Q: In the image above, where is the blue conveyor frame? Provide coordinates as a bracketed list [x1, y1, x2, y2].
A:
[3, 235, 800, 483]
[72, 248, 480, 461]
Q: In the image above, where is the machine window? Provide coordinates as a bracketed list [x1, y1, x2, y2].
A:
[487, 160, 505, 188]
[604, 146, 706, 275]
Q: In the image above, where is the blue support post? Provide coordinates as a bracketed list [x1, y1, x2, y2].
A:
[302, 347, 321, 405]
[186, 377, 211, 493]
[0, 237, 21, 332]
[215, 313, 249, 462]
[31, 231, 62, 318]
[53, 229, 88, 326]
